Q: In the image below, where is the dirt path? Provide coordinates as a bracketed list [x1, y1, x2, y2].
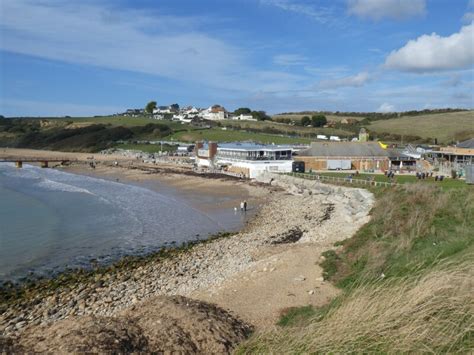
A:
[193, 243, 340, 328]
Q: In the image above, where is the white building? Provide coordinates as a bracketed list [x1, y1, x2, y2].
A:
[195, 142, 293, 178]
[329, 136, 341, 141]
[317, 134, 328, 140]
[153, 106, 172, 114]
[202, 105, 227, 120]
[183, 106, 199, 115]
[232, 114, 257, 121]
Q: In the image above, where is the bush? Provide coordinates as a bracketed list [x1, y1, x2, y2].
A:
[311, 115, 327, 127]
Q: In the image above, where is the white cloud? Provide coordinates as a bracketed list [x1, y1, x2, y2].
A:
[462, 1, 474, 25]
[0, 0, 314, 96]
[385, 23, 474, 72]
[463, 12, 474, 22]
[273, 54, 307, 66]
[318, 72, 370, 89]
[0, 0, 246, 90]
[260, 0, 335, 24]
[377, 103, 396, 112]
[347, 0, 426, 20]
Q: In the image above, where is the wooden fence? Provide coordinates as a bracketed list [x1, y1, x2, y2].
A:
[286, 172, 398, 188]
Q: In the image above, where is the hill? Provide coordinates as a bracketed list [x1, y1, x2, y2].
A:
[272, 113, 364, 123]
[367, 111, 474, 144]
[239, 184, 474, 353]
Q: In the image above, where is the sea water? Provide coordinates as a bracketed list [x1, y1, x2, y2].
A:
[0, 164, 244, 282]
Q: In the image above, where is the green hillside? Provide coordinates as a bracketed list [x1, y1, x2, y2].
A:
[367, 111, 474, 144]
[239, 184, 474, 353]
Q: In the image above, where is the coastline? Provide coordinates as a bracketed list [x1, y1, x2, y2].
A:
[0, 160, 266, 284]
[61, 162, 269, 220]
[0, 158, 375, 348]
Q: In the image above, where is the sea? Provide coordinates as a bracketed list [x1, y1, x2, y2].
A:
[0, 163, 248, 283]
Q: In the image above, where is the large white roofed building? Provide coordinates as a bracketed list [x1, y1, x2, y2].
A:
[195, 142, 293, 178]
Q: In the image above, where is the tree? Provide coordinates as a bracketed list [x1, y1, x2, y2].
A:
[251, 110, 271, 121]
[301, 116, 311, 126]
[170, 103, 180, 111]
[311, 114, 327, 127]
[145, 101, 157, 115]
[234, 107, 252, 115]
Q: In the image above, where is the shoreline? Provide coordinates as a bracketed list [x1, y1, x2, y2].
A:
[60, 161, 270, 216]
[0, 160, 269, 284]
[1, 159, 375, 344]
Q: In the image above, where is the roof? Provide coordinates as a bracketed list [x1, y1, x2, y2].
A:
[217, 142, 292, 152]
[388, 149, 419, 160]
[297, 142, 389, 157]
[456, 138, 474, 149]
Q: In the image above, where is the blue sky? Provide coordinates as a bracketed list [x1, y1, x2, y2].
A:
[0, 0, 473, 116]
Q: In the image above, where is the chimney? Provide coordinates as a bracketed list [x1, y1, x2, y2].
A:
[195, 141, 204, 156]
[208, 141, 218, 159]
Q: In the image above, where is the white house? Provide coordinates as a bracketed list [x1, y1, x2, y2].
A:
[202, 105, 227, 120]
[172, 114, 193, 123]
[184, 106, 199, 115]
[153, 106, 172, 114]
[233, 114, 257, 121]
[316, 134, 328, 140]
[329, 136, 341, 141]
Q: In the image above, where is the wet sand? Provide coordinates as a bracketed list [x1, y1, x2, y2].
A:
[61, 163, 269, 225]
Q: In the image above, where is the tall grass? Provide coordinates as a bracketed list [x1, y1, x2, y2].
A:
[335, 185, 473, 288]
[239, 259, 473, 353]
[238, 185, 474, 353]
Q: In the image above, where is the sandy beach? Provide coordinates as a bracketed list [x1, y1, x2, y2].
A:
[0, 152, 375, 352]
[62, 163, 268, 217]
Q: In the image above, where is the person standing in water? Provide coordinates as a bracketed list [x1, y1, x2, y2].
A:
[240, 201, 244, 211]
[243, 200, 247, 212]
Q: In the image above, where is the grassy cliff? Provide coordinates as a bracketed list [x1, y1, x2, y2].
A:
[238, 184, 474, 353]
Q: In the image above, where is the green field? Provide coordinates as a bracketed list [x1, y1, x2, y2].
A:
[367, 111, 474, 143]
[166, 127, 311, 144]
[114, 143, 177, 153]
[71, 116, 349, 142]
[61, 117, 314, 144]
[66, 116, 185, 129]
[219, 119, 353, 137]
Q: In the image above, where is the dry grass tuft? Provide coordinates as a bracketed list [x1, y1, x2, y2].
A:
[240, 258, 474, 353]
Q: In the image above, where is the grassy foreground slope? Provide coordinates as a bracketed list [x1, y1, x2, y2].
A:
[239, 185, 474, 353]
[368, 111, 474, 143]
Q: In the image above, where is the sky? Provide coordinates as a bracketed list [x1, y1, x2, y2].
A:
[0, 0, 473, 116]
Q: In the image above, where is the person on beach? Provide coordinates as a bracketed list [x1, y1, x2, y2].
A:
[244, 200, 247, 212]
[240, 201, 244, 211]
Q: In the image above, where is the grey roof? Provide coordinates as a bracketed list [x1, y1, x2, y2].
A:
[297, 142, 389, 157]
[456, 138, 474, 149]
[217, 142, 292, 152]
[388, 149, 418, 160]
